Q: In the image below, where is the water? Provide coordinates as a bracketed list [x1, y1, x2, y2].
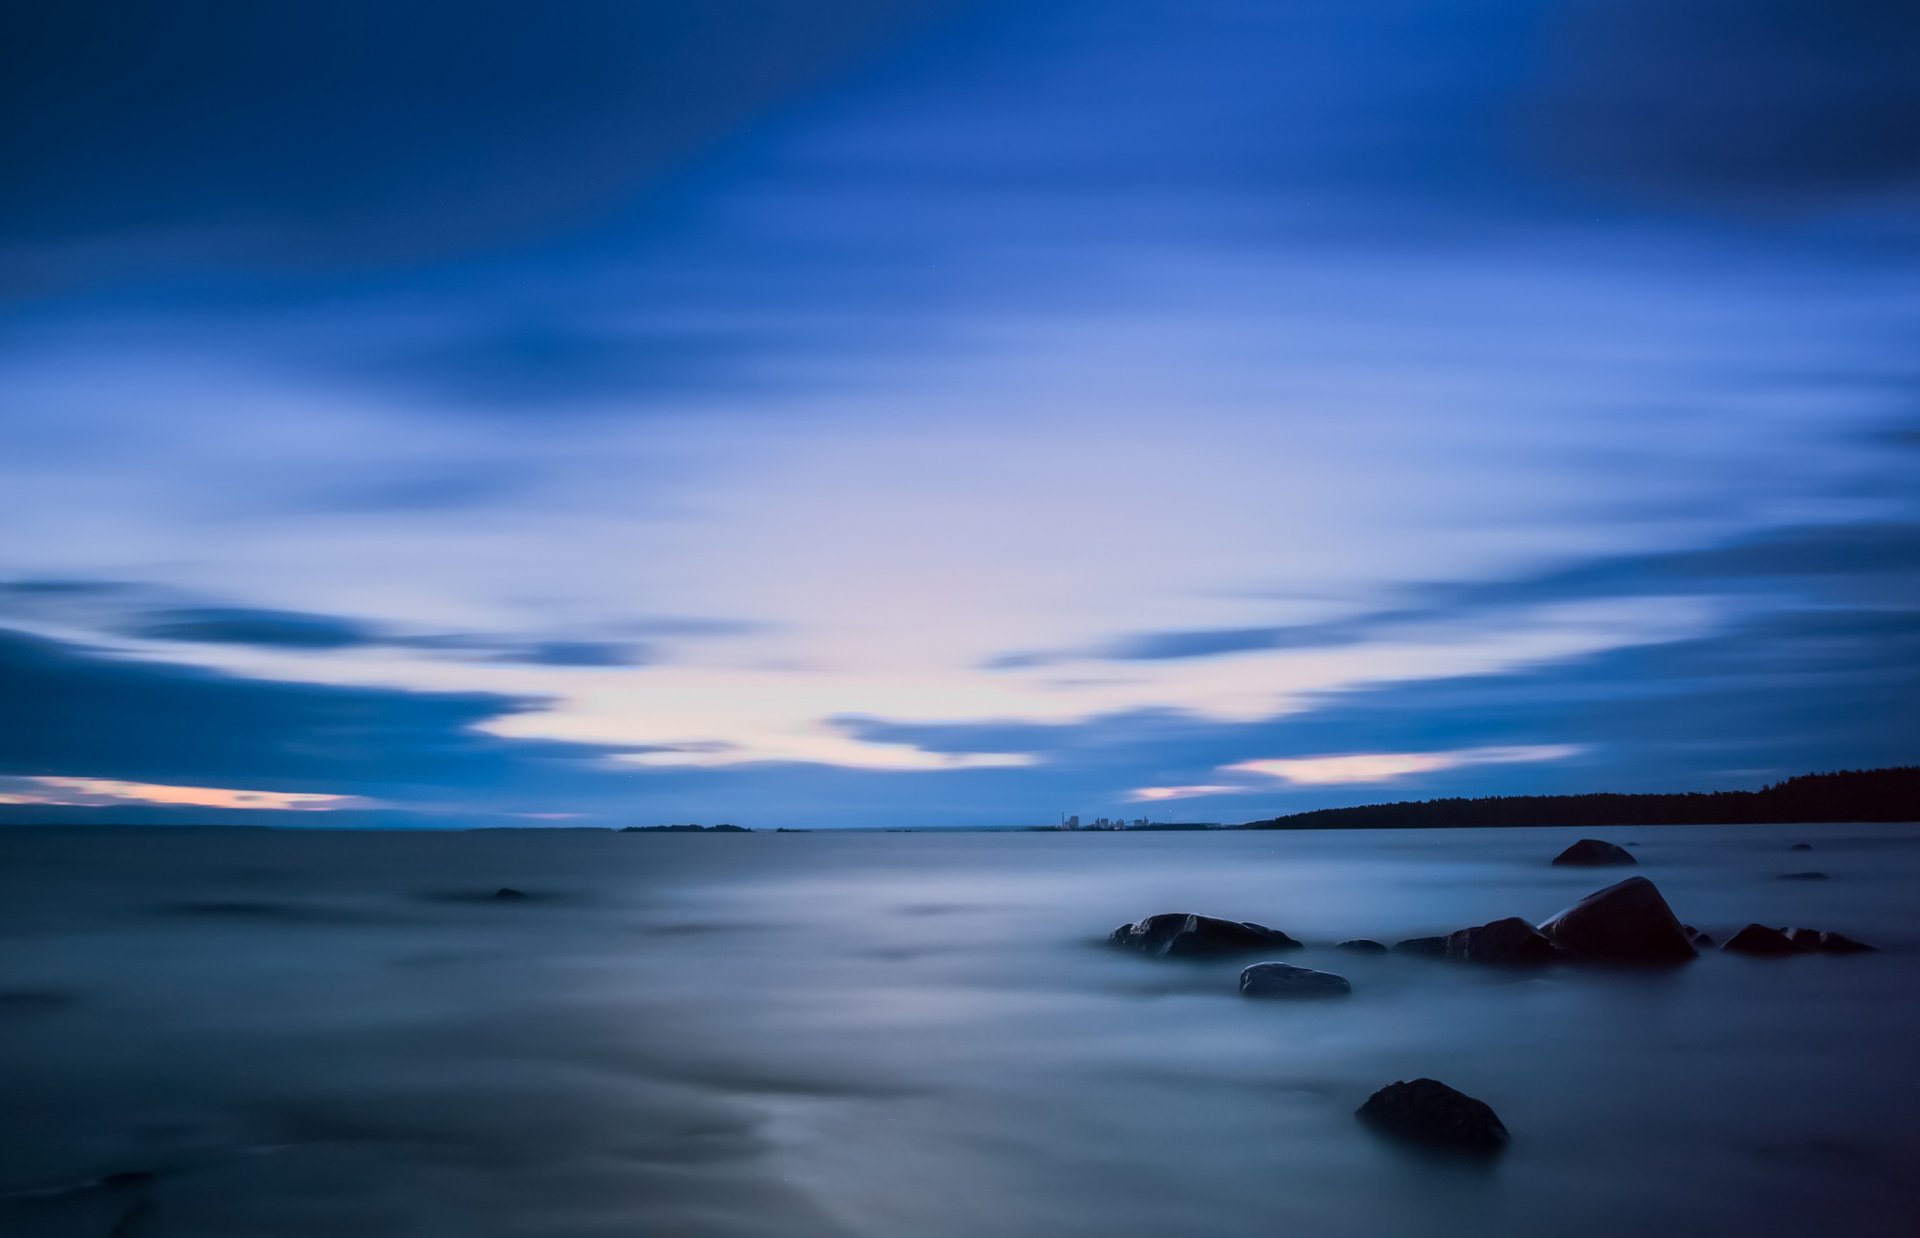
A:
[2, 824, 1916, 1237]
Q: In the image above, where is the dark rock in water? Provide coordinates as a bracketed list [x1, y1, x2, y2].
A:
[1817, 931, 1876, 954]
[1444, 916, 1563, 965]
[1107, 913, 1300, 958]
[99, 1171, 157, 1188]
[1789, 927, 1823, 949]
[1356, 1078, 1509, 1154]
[1682, 924, 1714, 949]
[1336, 938, 1389, 954]
[492, 887, 530, 901]
[1788, 842, 1813, 852]
[1239, 962, 1352, 998]
[1551, 838, 1637, 867]
[1391, 935, 1449, 957]
[1723, 924, 1804, 956]
[1779, 871, 1829, 881]
[1536, 876, 1696, 964]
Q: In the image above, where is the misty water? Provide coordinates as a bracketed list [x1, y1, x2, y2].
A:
[2, 824, 1916, 1237]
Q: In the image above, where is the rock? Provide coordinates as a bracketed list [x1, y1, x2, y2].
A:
[1723, 924, 1804, 956]
[1788, 927, 1823, 949]
[1444, 916, 1563, 965]
[1551, 839, 1637, 867]
[1336, 938, 1389, 954]
[1356, 1078, 1510, 1154]
[1239, 962, 1352, 998]
[99, 1171, 157, 1188]
[1391, 935, 1449, 957]
[1788, 842, 1813, 852]
[1817, 931, 1876, 954]
[1108, 913, 1300, 958]
[1536, 876, 1696, 964]
[1682, 924, 1714, 948]
[1779, 871, 1829, 881]
[492, 887, 530, 901]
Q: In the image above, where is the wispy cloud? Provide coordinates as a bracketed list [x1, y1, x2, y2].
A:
[1223, 745, 1586, 787]
[0, 775, 365, 811]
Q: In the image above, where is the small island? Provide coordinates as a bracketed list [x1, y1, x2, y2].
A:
[619, 823, 751, 833]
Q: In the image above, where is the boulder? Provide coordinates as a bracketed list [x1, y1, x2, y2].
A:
[1551, 839, 1636, 867]
[1108, 913, 1300, 958]
[1788, 842, 1813, 852]
[1788, 927, 1823, 950]
[1682, 924, 1714, 949]
[1444, 916, 1563, 966]
[1391, 935, 1449, 957]
[1723, 924, 1803, 956]
[1239, 962, 1352, 998]
[1356, 1078, 1509, 1154]
[492, 887, 530, 901]
[1779, 871, 1829, 881]
[1336, 938, 1389, 954]
[1536, 876, 1696, 964]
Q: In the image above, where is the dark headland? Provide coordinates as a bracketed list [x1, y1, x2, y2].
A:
[1240, 767, 1920, 831]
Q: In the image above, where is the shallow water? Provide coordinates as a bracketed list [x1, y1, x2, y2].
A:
[2, 824, 1916, 1237]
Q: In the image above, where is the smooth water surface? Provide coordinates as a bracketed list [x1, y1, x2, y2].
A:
[2, 824, 1916, 1236]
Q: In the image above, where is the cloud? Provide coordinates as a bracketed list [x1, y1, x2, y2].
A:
[1127, 784, 1240, 802]
[125, 607, 377, 650]
[0, 775, 365, 811]
[1533, 0, 1920, 206]
[356, 321, 780, 413]
[985, 522, 1920, 669]
[0, 626, 628, 817]
[1223, 744, 1585, 786]
[0, 0, 957, 287]
[5, 589, 745, 668]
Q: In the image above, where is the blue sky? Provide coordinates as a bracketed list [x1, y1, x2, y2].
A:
[2, 0, 1917, 827]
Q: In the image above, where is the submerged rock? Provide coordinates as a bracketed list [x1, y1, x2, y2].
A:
[1108, 913, 1300, 958]
[1816, 931, 1876, 954]
[1536, 876, 1696, 964]
[1683, 924, 1714, 949]
[1444, 917, 1563, 965]
[1788, 842, 1813, 852]
[1551, 839, 1636, 867]
[492, 887, 530, 901]
[1723, 924, 1802, 956]
[1779, 871, 1830, 881]
[1391, 935, 1449, 957]
[1336, 938, 1389, 954]
[1239, 962, 1352, 998]
[1356, 1078, 1509, 1154]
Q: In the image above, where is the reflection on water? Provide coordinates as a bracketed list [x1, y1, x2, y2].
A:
[2, 824, 1917, 1236]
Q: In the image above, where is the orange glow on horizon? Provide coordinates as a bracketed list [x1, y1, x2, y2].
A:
[0, 776, 361, 811]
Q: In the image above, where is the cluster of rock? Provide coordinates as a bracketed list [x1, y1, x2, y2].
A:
[1103, 835, 1878, 1157]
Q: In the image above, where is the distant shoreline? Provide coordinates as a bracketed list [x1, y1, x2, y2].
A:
[1238, 767, 1920, 831]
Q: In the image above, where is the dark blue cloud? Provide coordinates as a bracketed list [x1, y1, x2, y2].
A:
[125, 607, 377, 650]
[1534, 0, 1920, 206]
[990, 523, 1920, 668]
[0, 0, 957, 289]
[0, 627, 623, 811]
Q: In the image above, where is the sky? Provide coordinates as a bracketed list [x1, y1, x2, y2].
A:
[2, 0, 1917, 828]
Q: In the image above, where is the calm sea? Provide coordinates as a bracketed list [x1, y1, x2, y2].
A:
[2, 823, 1916, 1236]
